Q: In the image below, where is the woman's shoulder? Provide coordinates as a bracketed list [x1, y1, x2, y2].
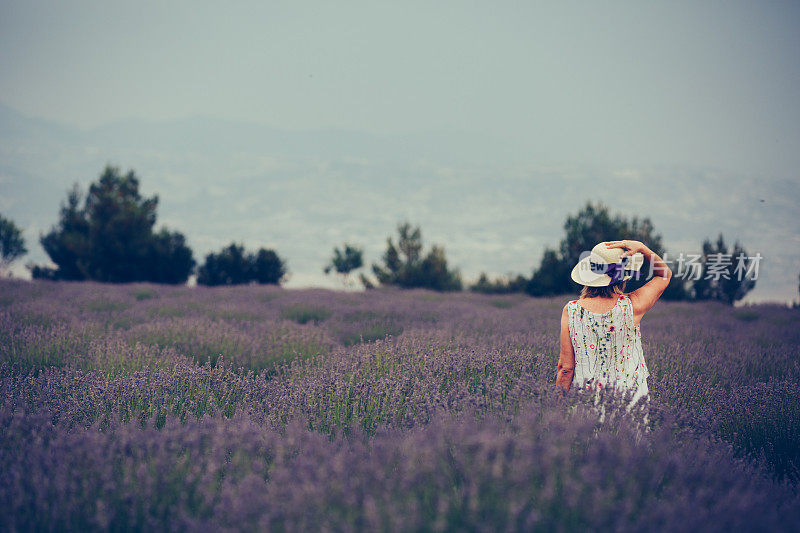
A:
[615, 293, 638, 319]
[615, 293, 632, 307]
[562, 298, 579, 317]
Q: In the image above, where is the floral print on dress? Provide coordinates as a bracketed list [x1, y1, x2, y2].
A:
[566, 295, 649, 400]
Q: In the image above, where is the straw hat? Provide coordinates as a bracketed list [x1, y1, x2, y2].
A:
[570, 242, 644, 287]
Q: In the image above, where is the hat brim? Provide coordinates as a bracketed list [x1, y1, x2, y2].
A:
[570, 253, 644, 287]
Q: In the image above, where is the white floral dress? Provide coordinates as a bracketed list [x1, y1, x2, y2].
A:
[567, 294, 649, 404]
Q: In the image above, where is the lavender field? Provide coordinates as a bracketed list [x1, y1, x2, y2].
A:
[1, 279, 799, 531]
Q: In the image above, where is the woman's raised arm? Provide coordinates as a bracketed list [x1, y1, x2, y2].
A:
[605, 240, 672, 324]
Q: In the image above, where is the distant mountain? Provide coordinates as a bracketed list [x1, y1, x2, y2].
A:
[1, 101, 797, 302]
[0, 101, 76, 144]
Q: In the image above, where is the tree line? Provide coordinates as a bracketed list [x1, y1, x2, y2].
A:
[0, 165, 766, 304]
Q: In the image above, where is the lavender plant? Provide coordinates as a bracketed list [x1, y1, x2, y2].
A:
[0, 279, 798, 530]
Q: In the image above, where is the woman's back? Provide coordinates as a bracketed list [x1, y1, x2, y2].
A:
[567, 294, 649, 401]
[556, 239, 673, 402]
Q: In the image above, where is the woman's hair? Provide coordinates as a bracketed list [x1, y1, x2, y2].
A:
[580, 280, 627, 299]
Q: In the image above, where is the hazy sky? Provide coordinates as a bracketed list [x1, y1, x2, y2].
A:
[1, 1, 799, 301]
[2, 1, 799, 177]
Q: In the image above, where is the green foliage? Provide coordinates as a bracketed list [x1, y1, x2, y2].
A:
[197, 243, 249, 286]
[324, 243, 364, 287]
[32, 166, 194, 283]
[324, 243, 363, 275]
[1, 323, 93, 372]
[131, 288, 159, 301]
[280, 304, 333, 325]
[0, 213, 27, 273]
[796, 273, 800, 308]
[488, 299, 516, 309]
[197, 243, 287, 286]
[32, 184, 87, 281]
[358, 272, 376, 290]
[733, 309, 760, 322]
[251, 248, 287, 284]
[148, 229, 196, 284]
[470, 272, 527, 294]
[692, 234, 756, 305]
[560, 202, 661, 270]
[371, 222, 462, 292]
[661, 274, 691, 301]
[526, 201, 685, 298]
[337, 322, 404, 346]
[525, 248, 570, 297]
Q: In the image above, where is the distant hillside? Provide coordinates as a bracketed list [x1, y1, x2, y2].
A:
[1, 101, 797, 302]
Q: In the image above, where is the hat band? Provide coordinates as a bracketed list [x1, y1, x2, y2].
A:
[589, 261, 640, 284]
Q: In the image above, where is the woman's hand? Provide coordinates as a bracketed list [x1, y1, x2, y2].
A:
[605, 240, 649, 258]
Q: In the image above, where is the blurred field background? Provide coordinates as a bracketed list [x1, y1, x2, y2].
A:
[2, 1, 800, 529]
[1, 279, 798, 530]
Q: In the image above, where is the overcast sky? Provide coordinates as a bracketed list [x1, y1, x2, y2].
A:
[1, 1, 799, 300]
[2, 1, 799, 176]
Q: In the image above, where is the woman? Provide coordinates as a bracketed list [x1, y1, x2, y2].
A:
[555, 240, 672, 404]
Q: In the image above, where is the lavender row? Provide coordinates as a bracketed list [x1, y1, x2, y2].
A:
[2, 398, 798, 531]
[1, 278, 799, 530]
